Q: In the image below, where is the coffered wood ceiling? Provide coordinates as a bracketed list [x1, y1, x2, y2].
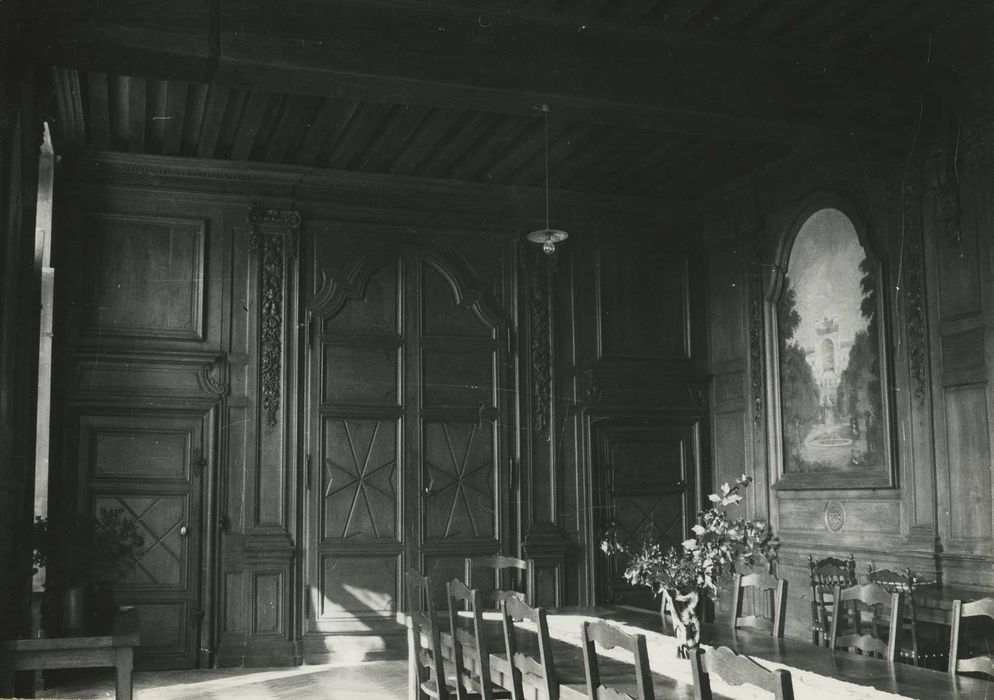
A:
[27, 0, 994, 201]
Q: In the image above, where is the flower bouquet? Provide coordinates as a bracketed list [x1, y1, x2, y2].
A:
[601, 475, 779, 657]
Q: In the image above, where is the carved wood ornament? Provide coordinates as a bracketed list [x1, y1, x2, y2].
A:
[744, 220, 767, 426]
[249, 209, 300, 427]
[525, 246, 552, 434]
[899, 167, 928, 405]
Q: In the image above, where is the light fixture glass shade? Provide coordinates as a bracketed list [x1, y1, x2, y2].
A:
[526, 228, 568, 255]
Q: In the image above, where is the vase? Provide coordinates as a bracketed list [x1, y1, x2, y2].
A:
[663, 588, 701, 659]
[63, 584, 87, 635]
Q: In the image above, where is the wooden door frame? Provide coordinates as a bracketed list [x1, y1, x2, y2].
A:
[586, 414, 704, 605]
[67, 397, 221, 669]
[299, 236, 514, 647]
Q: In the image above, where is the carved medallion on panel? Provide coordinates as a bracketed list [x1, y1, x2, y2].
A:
[824, 501, 846, 532]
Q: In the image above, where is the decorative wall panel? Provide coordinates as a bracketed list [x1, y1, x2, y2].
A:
[778, 498, 901, 534]
[252, 572, 284, 636]
[82, 213, 206, 341]
[224, 573, 245, 633]
[936, 211, 982, 320]
[422, 262, 492, 338]
[316, 556, 396, 622]
[423, 420, 496, 541]
[940, 329, 986, 376]
[321, 345, 400, 406]
[595, 248, 689, 360]
[422, 348, 494, 407]
[129, 601, 188, 657]
[95, 494, 187, 587]
[322, 259, 400, 334]
[321, 417, 399, 541]
[945, 385, 993, 541]
[713, 411, 746, 492]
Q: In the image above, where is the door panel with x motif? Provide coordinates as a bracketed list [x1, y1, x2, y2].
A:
[79, 410, 206, 670]
[595, 420, 700, 608]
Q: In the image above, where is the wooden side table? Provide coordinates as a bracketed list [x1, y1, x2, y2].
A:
[0, 609, 140, 700]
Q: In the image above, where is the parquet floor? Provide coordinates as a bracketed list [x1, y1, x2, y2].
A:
[31, 659, 409, 700]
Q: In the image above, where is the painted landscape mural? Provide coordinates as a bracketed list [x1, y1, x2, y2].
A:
[778, 208, 884, 473]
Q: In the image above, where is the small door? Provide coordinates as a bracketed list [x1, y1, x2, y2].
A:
[594, 420, 700, 608]
[79, 410, 207, 669]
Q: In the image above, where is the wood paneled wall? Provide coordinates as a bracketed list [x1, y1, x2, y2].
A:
[548, 231, 710, 609]
[703, 117, 994, 638]
[52, 151, 700, 666]
[0, 64, 42, 643]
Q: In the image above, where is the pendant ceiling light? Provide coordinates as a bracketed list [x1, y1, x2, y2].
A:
[526, 104, 568, 255]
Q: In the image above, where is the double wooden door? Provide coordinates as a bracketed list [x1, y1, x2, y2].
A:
[304, 240, 512, 649]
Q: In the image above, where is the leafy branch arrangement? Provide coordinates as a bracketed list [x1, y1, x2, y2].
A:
[601, 475, 780, 597]
[33, 507, 145, 585]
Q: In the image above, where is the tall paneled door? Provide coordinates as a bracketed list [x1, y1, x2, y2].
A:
[78, 409, 211, 670]
[303, 237, 512, 657]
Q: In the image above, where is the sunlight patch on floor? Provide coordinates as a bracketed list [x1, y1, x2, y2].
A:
[36, 658, 409, 700]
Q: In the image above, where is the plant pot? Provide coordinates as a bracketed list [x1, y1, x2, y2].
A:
[663, 588, 702, 659]
[63, 584, 87, 635]
[61, 581, 116, 635]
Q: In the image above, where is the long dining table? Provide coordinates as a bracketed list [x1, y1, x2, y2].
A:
[428, 605, 993, 700]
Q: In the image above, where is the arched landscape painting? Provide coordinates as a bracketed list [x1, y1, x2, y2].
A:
[777, 208, 885, 475]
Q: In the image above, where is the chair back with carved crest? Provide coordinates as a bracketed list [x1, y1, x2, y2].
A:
[808, 554, 856, 646]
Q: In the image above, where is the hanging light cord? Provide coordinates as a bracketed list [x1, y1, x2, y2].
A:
[542, 104, 550, 231]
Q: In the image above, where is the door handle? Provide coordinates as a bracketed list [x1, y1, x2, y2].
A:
[180, 524, 189, 537]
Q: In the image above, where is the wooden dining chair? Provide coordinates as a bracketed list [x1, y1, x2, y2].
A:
[690, 647, 793, 700]
[730, 572, 787, 638]
[866, 565, 941, 666]
[808, 553, 856, 646]
[948, 597, 994, 679]
[581, 620, 655, 700]
[407, 569, 451, 700]
[446, 579, 511, 700]
[829, 582, 902, 661]
[500, 597, 557, 700]
[465, 555, 534, 608]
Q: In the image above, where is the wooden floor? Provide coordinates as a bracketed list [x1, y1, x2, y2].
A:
[29, 659, 409, 700]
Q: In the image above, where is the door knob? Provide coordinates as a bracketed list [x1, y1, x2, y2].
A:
[180, 525, 189, 537]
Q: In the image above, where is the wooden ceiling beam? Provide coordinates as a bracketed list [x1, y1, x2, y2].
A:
[160, 81, 188, 156]
[29, 0, 925, 146]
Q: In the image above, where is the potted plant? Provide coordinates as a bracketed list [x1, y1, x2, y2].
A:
[601, 475, 779, 658]
[33, 507, 144, 634]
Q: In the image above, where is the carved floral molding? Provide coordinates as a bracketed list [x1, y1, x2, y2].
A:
[249, 208, 300, 427]
[524, 247, 552, 434]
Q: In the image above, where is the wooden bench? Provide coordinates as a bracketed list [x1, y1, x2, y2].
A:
[0, 609, 140, 700]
